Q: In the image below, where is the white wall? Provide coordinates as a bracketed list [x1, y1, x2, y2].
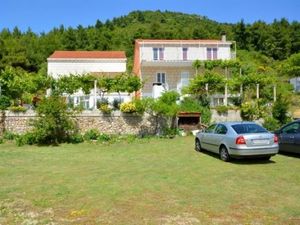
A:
[217, 46, 232, 60]
[139, 45, 232, 61]
[48, 59, 126, 78]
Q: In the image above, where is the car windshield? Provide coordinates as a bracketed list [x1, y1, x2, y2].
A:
[231, 123, 267, 134]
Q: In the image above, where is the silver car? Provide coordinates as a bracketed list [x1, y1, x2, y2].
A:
[195, 122, 279, 161]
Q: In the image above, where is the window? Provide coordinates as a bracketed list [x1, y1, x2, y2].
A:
[156, 72, 166, 84]
[182, 47, 188, 60]
[282, 123, 300, 134]
[180, 72, 189, 87]
[215, 124, 227, 135]
[207, 48, 218, 60]
[213, 48, 217, 59]
[205, 124, 217, 133]
[231, 124, 267, 134]
[153, 48, 164, 60]
[153, 48, 158, 60]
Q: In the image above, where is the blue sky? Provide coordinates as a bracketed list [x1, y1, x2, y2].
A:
[1, 0, 299, 33]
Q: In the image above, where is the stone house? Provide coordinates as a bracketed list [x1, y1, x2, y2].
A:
[132, 36, 236, 103]
[47, 50, 128, 109]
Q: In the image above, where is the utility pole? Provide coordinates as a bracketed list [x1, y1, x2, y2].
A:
[94, 80, 97, 110]
[273, 85, 277, 102]
[224, 83, 228, 106]
[224, 67, 228, 106]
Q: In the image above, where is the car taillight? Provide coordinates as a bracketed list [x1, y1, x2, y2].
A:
[274, 135, 278, 143]
[236, 136, 246, 145]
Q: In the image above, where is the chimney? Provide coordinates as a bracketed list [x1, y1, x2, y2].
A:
[221, 34, 226, 42]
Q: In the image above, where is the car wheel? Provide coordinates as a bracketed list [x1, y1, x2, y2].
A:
[195, 138, 202, 152]
[220, 146, 230, 162]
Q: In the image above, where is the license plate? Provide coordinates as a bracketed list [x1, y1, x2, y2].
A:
[252, 139, 269, 145]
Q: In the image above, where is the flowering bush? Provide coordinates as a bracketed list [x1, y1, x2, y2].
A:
[99, 104, 112, 114]
[8, 105, 27, 112]
[120, 102, 136, 113]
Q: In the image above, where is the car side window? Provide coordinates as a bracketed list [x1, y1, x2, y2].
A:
[205, 124, 217, 133]
[282, 123, 300, 134]
[215, 124, 227, 135]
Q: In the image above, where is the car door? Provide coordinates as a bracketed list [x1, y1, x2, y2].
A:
[293, 122, 300, 153]
[210, 124, 228, 153]
[279, 122, 300, 153]
[200, 124, 217, 152]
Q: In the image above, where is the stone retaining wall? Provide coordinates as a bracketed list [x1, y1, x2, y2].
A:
[0, 110, 164, 135]
[0, 109, 242, 135]
[211, 109, 242, 122]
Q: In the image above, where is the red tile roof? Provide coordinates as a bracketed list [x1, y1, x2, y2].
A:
[48, 51, 126, 59]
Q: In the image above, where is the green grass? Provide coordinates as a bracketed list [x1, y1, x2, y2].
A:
[0, 136, 299, 224]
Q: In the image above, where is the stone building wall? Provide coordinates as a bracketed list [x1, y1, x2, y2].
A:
[141, 66, 196, 95]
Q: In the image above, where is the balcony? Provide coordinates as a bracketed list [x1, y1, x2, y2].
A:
[141, 60, 193, 67]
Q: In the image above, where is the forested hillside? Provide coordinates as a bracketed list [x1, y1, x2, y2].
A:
[0, 10, 299, 73]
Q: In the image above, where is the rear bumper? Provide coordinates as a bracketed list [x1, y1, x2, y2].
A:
[229, 146, 279, 157]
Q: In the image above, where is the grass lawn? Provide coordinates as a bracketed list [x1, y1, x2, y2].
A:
[0, 136, 299, 225]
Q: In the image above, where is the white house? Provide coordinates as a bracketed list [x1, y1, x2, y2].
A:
[133, 36, 236, 103]
[47, 51, 129, 109]
[290, 77, 300, 92]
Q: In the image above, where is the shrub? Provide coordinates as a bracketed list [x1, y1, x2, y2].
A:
[179, 97, 203, 112]
[84, 129, 100, 141]
[132, 98, 155, 115]
[123, 134, 137, 143]
[120, 102, 136, 113]
[97, 98, 109, 108]
[199, 106, 212, 125]
[240, 100, 267, 121]
[263, 117, 280, 132]
[151, 91, 180, 117]
[231, 96, 243, 107]
[8, 106, 27, 112]
[272, 95, 291, 125]
[112, 98, 122, 110]
[68, 133, 84, 144]
[99, 104, 112, 114]
[0, 138, 3, 144]
[162, 127, 178, 138]
[31, 95, 79, 145]
[197, 94, 210, 107]
[215, 105, 228, 115]
[0, 95, 11, 110]
[97, 133, 111, 142]
[179, 96, 211, 125]
[15, 132, 36, 146]
[3, 131, 16, 140]
[240, 101, 257, 121]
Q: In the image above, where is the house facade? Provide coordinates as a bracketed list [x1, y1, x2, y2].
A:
[47, 51, 128, 109]
[133, 36, 235, 99]
[290, 77, 300, 93]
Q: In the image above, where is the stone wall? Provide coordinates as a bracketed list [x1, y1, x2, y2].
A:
[211, 109, 242, 122]
[0, 110, 165, 135]
[0, 109, 242, 135]
[74, 111, 162, 135]
[3, 110, 36, 134]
